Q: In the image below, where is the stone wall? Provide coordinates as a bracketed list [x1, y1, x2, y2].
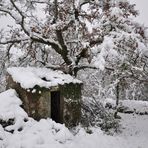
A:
[60, 83, 82, 127]
[6, 74, 82, 127]
[6, 74, 51, 120]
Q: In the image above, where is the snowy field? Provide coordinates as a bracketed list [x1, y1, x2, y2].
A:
[0, 90, 148, 148]
[119, 113, 148, 148]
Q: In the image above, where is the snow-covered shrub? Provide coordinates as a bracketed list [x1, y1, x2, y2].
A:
[81, 96, 120, 133]
[0, 89, 28, 132]
[105, 98, 148, 115]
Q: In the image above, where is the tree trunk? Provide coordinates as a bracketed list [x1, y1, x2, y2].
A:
[114, 82, 120, 118]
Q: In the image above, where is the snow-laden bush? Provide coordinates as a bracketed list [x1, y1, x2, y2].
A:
[0, 89, 28, 132]
[81, 96, 120, 133]
[105, 98, 148, 115]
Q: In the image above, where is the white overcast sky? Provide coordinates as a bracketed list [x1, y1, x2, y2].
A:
[131, 0, 148, 26]
[0, 0, 148, 28]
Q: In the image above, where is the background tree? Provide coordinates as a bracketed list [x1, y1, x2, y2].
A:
[0, 0, 104, 76]
[79, 0, 148, 118]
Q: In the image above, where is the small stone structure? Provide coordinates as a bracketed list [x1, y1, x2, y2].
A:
[6, 67, 82, 127]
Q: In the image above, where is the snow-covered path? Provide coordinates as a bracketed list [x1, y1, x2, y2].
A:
[119, 113, 148, 148]
[67, 114, 148, 148]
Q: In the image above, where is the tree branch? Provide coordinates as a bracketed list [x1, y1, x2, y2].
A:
[30, 35, 62, 54]
[10, 0, 30, 36]
[52, 0, 72, 65]
[0, 39, 28, 44]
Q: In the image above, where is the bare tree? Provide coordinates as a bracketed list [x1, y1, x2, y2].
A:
[0, 0, 103, 76]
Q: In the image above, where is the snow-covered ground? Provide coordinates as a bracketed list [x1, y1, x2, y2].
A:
[1, 114, 148, 148]
[119, 113, 148, 148]
[0, 90, 148, 148]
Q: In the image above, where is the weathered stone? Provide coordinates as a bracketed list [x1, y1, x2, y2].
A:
[6, 74, 82, 127]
